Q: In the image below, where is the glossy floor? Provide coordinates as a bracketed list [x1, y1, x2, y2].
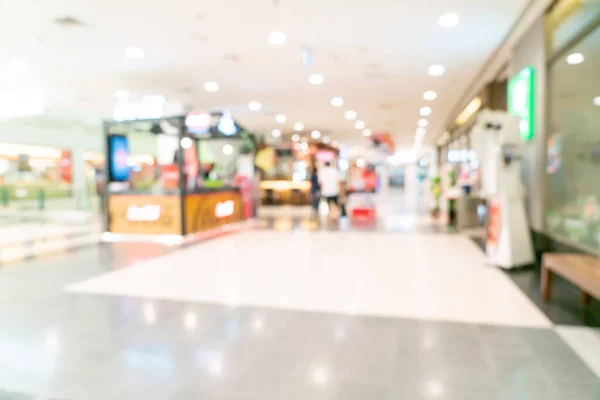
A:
[0, 201, 599, 399]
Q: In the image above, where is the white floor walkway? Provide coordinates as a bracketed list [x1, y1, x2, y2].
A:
[68, 230, 550, 328]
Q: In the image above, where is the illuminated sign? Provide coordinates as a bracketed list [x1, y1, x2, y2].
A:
[217, 110, 238, 136]
[508, 67, 535, 141]
[126, 205, 162, 222]
[0, 88, 44, 118]
[214, 200, 235, 218]
[185, 111, 211, 135]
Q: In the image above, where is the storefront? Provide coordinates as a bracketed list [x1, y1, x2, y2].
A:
[104, 112, 254, 240]
[543, 1, 600, 252]
[258, 141, 338, 205]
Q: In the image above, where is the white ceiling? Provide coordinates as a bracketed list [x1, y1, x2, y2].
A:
[0, 0, 529, 147]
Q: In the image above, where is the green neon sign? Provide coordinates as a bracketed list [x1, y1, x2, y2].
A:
[508, 67, 535, 141]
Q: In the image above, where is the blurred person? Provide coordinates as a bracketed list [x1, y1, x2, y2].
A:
[318, 161, 341, 218]
[310, 166, 320, 216]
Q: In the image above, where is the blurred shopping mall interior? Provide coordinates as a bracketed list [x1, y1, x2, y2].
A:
[0, 0, 600, 398]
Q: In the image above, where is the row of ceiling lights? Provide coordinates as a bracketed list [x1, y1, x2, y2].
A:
[413, 12, 459, 151]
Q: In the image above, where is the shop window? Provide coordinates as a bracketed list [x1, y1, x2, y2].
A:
[546, 24, 600, 251]
[548, 0, 600, 53]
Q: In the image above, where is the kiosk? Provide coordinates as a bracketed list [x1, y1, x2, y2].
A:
[470, 110, 535, 269]
[103, 112, 255, 242]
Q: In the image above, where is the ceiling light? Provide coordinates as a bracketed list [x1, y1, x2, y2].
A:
[331, 97, 344, 107]
[311, 130, 321, 139]
[455, 96, 482, 125]
[294, 122, 304, 131]
[143, 303, 156, 324]
[345, 110, 357, 120]
[355, 120, 365, 130]
[268, 31, 286, 46]
[9, 59, 29, 71]
[272, 129, 282, 138]
[115, 90, 129, 101]
[275, 114, 287, 123]
[356, 158, 365, 168]
[291, 134, 300, 142]
[125, 46, 145, 59]
[204, 81, 220, 92]
[428, 65, 445, 76]
[180, 137, 193, 149]
[593, 96, 600, 106]
[301, 142, 309, 151]
[249, 101, 262, 111]
[363, 128, 372, 137]
[184, 312, 198, 331]
[416, 127, 426, 136]
[222, 144, 233, 155]
[418, 119, 429, 128]
[438, 13, 459, 28]
[308, 74, 324, 85]
[322, 136, 331, 144]
[566, 53, 585, 65]
[420, 106, 432, 116]
[423, 90, 437, 101]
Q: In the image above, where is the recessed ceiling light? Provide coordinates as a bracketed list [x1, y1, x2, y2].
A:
[180, 137, 193, 149]
[125, 46, 145, 59]
[322, 136, 331, 144]
[416, 127, 426, 135]
[9, 59, 29, 71]
[355, 120, 365, 130]
[249, 101, 262, 111]
[294, 122, 304, 131]
[115, 90, 129, 101]
[418, 118, 429, 128]
[423, 90, 437, 101]
[363, 128, 372, 137]
[275, 114, 287, 123]
[331, 97, 344, 107]
[566, 53, 585, 65]
[268, 31, 286, 46]
[272, 129, 282, 138]
[420, 106, 432, 116]
[291, 134, 300, 142]
[428, 65, 445, 76]
[222, 144, 233, 155]
[204, 81, 220, 92]
[311, 130, 321, 139]
[438, 13, 459, 28]
[593, 96, 600, 106]
[308, 74, 324, 85]
[345, 110, 357, 120]
[301, 142, 309, 151]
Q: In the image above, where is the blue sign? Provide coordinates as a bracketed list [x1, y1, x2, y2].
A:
[217, 110, 238, 136]
[109, 135, 130, 182]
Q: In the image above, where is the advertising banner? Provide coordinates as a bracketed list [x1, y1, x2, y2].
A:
[108, 135, 130, 182]
[486, 196, 502, 258]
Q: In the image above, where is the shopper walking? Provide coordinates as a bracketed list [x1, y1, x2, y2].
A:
[310, 166, 320, 216]
[318, 161, 342, 218]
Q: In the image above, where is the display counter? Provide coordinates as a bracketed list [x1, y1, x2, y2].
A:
[260, 180, 310, 205]
[108, 187, 244, 236]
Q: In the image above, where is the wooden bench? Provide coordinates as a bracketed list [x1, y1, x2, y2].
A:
[541, 253, 600, 307]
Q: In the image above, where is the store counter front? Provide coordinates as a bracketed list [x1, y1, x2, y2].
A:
[107, 187, 245, 237]
[108, 194, 182, 236]
[260, 180, 310, 206]
[184, 187, 243, 234]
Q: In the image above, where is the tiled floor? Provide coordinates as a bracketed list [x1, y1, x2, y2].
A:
[1, 192, 599, 399]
